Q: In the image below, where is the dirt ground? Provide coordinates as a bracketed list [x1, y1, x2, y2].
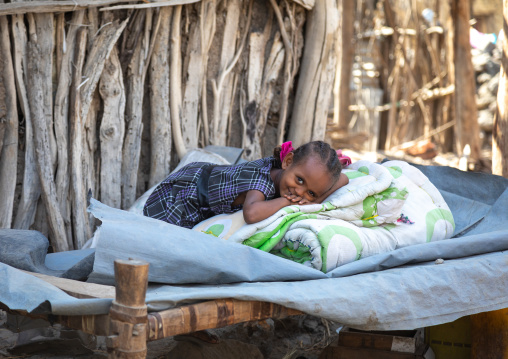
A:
[0, 310, 342, 359]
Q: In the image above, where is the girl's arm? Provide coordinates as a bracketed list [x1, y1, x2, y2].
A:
[242, 173, 349, 224]
[242, 190, 292, 224]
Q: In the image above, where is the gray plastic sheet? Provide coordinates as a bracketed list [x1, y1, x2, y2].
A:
[0, 229, 94, 279]
[1, 165, 508, 331]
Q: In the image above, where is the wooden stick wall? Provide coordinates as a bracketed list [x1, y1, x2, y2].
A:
[337, 0, 480, 160]
[0, 0, 340, 252]
[0, 0, 490, 251]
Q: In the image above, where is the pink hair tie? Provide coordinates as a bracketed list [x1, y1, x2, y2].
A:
[336, 149, 352, 167]
[280, 141, 294, 162]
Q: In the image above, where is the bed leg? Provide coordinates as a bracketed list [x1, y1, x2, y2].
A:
[107, 259, 149, 359]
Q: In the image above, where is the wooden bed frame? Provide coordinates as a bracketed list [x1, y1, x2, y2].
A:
[1, 259, 302, 358]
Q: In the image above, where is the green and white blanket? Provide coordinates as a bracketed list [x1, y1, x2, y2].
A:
[193, 160, 455, 273]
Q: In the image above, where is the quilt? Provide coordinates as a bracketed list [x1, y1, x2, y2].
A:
[193, 160, 455, 272]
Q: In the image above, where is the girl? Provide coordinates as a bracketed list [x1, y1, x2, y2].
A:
[143, 141, 350, 228]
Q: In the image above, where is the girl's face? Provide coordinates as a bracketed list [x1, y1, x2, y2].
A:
[279, 153, 336, 203]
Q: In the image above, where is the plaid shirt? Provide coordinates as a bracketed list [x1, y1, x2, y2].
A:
[143, 157, 276, 228]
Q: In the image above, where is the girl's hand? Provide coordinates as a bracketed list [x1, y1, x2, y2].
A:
[283, 193, 311, 205]
[243, 190, 294, 224]
[284, 193, 302, 203]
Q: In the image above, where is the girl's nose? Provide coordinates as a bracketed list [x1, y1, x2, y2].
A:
[295, 187, 304, 197]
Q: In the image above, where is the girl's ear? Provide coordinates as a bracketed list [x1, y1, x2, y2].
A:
[281, 152, 293, 169]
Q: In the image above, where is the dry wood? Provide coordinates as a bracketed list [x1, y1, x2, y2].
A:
[243, 14, 272, 160]
[148, 298, 302, 340]
[33, 198, 50, 238]
[80, 18, 128, 125]
[332, 0, 354, 130]
[440, 0, 455, 153]
[181, 14, 203, 150]
[100, 0, 199, 11]
[53, 10, 85, 242]
[0, 0, 138, 16]
[182, 1, 211, 149]
[385, 52, 402, 150]
[86, 7, 100, 54]
[121, 9, 160, 209]
[226, 73, 239, 144]
[12, 14, 41, 230]
[244, 33, 285, 160]
[292, 0, 313, 10]
[198, 0, 216, 146]
[414, 51, 432, 139]
[211, 0, 242, 147]
[0, 16, 19, 228]
[383, 1, 414, 149]
[311, 0, 337, 141]
[149, 7, 172, 187]
[99, 45, 125, 208]
[275, 3, 305, 145]
[395, 64, 416, 145]
[0, 84, 5, 154]
[55, 13, 64, 82]
[82, 8, 100, 207]
[246, 16, 270, 105]
[84, 92, 100, 216]
[454, 0, 480, 160]
[288, 0, 338, 146]
[258, 32, 285, 125]
[34, 14, 57, 172]
[27, 40, 68, 252]
[0, 0, 312, 15]
[423, 28, 443, 89]
[493, 0, 508, 177]
[69, 28, 90, 249]
[22, 270, 116, 299]
[357, 26, 419, 39]
[169, 5, 187, 159]
[391, 120, 456, 152]
[418, 85, 454, 101]
[356, 88, 384, 152]
[246, 34, 264, 103]
[213, 0, 253, 148]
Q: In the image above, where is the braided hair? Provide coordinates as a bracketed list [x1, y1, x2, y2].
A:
[273, 141, 342, 180]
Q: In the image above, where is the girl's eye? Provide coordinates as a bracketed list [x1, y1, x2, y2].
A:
[308, 191, 315, 197]
[296, 176, 303, 184]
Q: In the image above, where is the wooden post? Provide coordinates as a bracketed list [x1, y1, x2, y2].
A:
[288, 0, 338, 147]
[454, 0, 481, 161]
[27, 23, 69, 252]
[148, 7, 172, 188]
[54, 10, 85, 242]
[69, 28, 90, 250]
[493, 0, 508, 177]
[107, 259, 149, 359]
[0, 15, 19, 228]
[121, 10, 157, 209]
[438, 0, 455, 153]
[332, 0, 354, 130]
[12, 13, 41, 231]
